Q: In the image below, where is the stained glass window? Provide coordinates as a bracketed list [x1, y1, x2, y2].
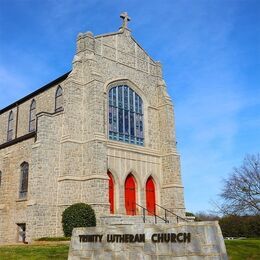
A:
[108, 85, 144, 146]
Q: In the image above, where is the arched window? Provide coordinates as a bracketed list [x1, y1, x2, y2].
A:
[107, 171, 115, 214]
[108, 85, 144, 146]
[55, 86, 63, 112]
[0, 171, 2, 187]
[146, 176, 156, 215]
[7, 111, 14, 141]
[125, 174, 137, 215]
[19, 162, 29, 199]
[29, 99, 36, 132]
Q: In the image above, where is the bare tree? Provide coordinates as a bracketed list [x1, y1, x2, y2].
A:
[218, 154, 260, 216]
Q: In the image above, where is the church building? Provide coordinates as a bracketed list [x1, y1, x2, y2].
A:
[0, 13, 185, 243]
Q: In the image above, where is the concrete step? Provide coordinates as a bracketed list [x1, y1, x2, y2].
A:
[100, 215, 180, 225]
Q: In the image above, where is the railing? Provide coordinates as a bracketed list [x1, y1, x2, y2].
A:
[155, 203, 187, 223]
[136, 203, 169, 224]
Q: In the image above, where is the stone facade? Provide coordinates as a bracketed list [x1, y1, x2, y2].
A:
[0, 15, 185, 243]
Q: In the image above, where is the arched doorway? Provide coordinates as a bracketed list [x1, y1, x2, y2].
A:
[125, 174, 136, 215]
[146, 176, 156, 215]
[107, 171, 114, 214]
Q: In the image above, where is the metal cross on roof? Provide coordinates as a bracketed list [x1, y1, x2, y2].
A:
[120, 12, 131, 29]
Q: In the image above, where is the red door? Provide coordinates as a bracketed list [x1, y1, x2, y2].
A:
[125, 174, 136, 215]
[146, 176, 156, 215]
[108, 171, 114, 214]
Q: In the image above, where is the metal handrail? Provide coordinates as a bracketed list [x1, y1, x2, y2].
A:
[135, 203, 169, 223]
[155, 203, 187, 223]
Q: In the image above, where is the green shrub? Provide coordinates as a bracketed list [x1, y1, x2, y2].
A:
[62, 203, 96, 237]
[186, 212, 195, 217]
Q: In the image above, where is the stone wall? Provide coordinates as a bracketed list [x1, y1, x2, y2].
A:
[0, 74, 68, 242]
[26, 111, 64, 241]
[68, 221, 228, 259]
[0, 138, 34, 243]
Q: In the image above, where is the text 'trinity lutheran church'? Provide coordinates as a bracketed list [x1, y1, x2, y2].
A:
[0, 13, 185, 243]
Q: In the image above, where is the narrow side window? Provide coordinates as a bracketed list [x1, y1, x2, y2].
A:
[29, 99, 36, 132]
[19, 162, 29, 199]
[7, 111, 14, 141]
[55, 86, 63, 112]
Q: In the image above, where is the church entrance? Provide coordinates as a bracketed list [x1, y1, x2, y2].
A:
[17, 223, 26, 243]
[125, 174, 136, 215]
[107, 171, 114, 214]
[146, 176, 156, 215]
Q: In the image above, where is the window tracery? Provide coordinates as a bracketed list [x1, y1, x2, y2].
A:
[108, 85, 144, 145]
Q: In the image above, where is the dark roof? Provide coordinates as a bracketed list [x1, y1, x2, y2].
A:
[0, 71, 71, 114]
[0, 132, 36, 150]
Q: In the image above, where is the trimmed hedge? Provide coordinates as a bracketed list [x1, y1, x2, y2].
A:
[62, 203, 96, 237]
[219, 215, 260, 238]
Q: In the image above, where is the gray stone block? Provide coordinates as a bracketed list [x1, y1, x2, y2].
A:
[68, 222, 227, 259]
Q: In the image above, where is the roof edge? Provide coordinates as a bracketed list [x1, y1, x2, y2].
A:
[95, 30, 123, 38]
[0, 132, 36, 150]
[0, 71, 71, 115]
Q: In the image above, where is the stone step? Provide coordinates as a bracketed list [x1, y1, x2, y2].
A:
[100, 215, 181, 225]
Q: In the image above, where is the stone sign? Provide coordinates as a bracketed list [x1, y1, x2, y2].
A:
[68, 221, 228, 259]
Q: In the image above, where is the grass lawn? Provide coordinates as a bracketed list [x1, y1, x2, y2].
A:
[0, 242, 69, 260]
[225, 239, 260, 260]
[0, 239, 259, 259]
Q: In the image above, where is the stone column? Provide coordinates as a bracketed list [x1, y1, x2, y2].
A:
[80, 33, 110, 218]
[157, 78, 185, 218]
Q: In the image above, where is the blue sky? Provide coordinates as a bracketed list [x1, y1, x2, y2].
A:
[0, 0, 259, 213]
